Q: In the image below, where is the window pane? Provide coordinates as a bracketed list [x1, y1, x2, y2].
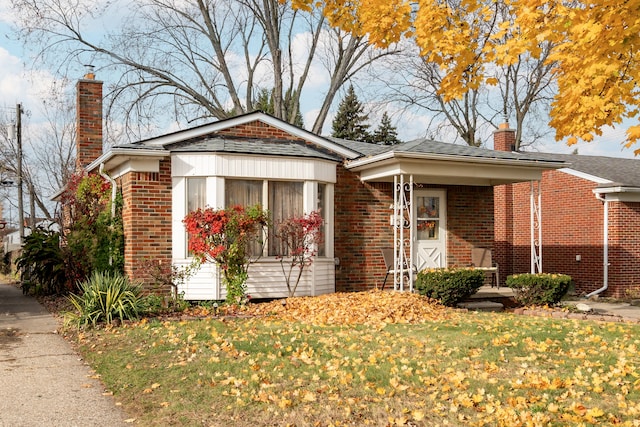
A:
[317, 183, 326, 257]
[186, 178, 206, 257]
[187, 177, 206, 213]
[225, 179, 263, 207]
[417, 196, 439, 219]
[225, 179, 264, 257]
[269, 181, 303, 256]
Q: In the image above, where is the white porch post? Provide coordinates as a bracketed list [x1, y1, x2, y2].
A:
[393, 174, 414, 291]
[530, 180, 542, 273]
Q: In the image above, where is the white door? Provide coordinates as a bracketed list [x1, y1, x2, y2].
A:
[414, 190, 446, 270]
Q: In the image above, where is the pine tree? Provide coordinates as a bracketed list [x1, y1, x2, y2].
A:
[253, 88, 304, 128]
[371, 112, 401, 145]
[331, 85, 370, 141]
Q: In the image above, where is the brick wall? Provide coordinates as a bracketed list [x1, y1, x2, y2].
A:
[333, 167, 394, 291]
[446, 185, 495, 266]
[333, 166, 495, 291]
[218, 121, 300, 140]
[76, 77, 103, 170]
[495, 169, 609, 295]
[119, 159, 173, 291]
[608, 201, 640, 297]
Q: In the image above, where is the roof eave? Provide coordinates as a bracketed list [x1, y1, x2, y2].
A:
[345, 150, 567, 170]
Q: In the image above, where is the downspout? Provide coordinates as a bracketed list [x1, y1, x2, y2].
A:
[586, 193, 608, 297]
[99, 163, 117, 266]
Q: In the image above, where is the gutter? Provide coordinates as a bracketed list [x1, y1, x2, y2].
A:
[586, 192, 609, 298]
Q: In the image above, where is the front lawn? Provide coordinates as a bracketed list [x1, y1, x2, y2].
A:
[76, 291, 640, 426]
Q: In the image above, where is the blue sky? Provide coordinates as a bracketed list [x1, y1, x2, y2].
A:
[0, 1, 637, 159]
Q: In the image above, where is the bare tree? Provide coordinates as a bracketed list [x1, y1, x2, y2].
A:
[0, 88, 76, 225]
[11, 0, 400, 140]
[369, 1, 555, 150]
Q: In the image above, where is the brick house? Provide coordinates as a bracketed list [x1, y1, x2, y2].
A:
[494, 126, 640, 298]
[74, 73, 564, 300]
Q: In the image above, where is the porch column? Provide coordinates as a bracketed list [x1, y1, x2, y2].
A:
[393, 174, 414, 291]
[530, 180, 542, 273]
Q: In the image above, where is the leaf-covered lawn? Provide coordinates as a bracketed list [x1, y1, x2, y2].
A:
[77, 291, 640, 426]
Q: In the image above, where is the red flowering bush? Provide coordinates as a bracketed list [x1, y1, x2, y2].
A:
[183, 205, 269, 303]
[274, 210, 323, 296]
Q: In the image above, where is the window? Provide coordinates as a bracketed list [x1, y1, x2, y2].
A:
[186, 177, 206, 257]
[269, 181, 303, 256]
[225, 179, 264, 256]
[416, 195, 439, 240]
[317, 183, 327, 257]
[187, 177, 206, 213]
[225, 179, 263, 207]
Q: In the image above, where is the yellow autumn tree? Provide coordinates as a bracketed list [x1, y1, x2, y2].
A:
[291, 0, 640, 152]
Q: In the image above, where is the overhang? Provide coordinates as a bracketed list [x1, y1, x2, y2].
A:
[86, 147, 170, 179]
[593, 186, 640, 202]
[345, 151, 566, 186]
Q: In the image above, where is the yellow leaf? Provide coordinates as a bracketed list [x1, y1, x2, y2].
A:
[302, 390, 316, 402]
[412, 410, 425, 421]
[586, 407, 605, 418]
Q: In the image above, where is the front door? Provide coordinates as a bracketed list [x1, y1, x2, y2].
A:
[415, 190, 446, 270]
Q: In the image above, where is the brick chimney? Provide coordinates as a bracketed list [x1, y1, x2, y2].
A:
[493, 122, 516, 152]
[76, 66, 103, 170]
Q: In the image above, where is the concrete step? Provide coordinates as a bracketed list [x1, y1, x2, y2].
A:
[457, 301, 504, 312]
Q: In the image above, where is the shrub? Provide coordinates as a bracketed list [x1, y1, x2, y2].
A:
[415, 267, 485, 307]
[61, 173, 124, 285]
[65, 271, 142, 328]
[183, 204, 269, 304]
[16, 226, 68, 296]
[506, 273, 572, 306]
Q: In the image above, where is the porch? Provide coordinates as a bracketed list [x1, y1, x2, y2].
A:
[338, 143, 564, 292]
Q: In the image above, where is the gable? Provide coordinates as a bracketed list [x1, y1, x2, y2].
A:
[135, 111, 360, 159]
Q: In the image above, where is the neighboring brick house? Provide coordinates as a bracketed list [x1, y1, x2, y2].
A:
[74, 74, 564, 299]
[494, 126, 640, 298]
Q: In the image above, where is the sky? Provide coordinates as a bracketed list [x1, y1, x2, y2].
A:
[0, 0, 637, 160]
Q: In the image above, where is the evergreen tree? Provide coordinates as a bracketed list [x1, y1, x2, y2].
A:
[372, 112, 401, 145]
[331, 85, 370, 141]
[253, 88, 304, 128]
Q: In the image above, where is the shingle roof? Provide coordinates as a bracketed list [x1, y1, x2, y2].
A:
[519, 152, 640, 187]
[329, 136, 565, 164]
[164, 136, 342, 162]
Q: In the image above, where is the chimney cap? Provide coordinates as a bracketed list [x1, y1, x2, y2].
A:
[83, 64, 96, 80]
[498, 122, 510, 130]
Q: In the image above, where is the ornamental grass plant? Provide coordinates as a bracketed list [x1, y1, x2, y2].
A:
[65, 271, 143, 328]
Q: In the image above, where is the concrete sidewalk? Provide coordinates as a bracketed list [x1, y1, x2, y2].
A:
[469, 285, 640, 322]
[0, 282, 128, 427]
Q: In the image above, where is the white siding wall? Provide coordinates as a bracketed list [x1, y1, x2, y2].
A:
[177, 258, 336, 300]
[172, 153, 337, 183]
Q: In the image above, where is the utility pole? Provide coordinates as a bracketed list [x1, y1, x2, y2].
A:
[16, 103, 24, 245]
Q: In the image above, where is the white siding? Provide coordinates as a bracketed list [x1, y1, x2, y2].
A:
[172, 153, 336, 183]
[177, 257, 335, 300]
[174, 261, 221, 300]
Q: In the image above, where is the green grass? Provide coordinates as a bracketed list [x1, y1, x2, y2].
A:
[77, 312, 640, 426]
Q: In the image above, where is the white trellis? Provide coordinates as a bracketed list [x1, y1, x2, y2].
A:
[392, 174, 414, 291]
[530, 180, 542, 273]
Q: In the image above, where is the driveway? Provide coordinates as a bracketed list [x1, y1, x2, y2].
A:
[0, 282, 129, 426]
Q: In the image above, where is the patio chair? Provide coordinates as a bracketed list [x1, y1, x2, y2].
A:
[381, 248, 417, 290]
[471, 247, 499, 288]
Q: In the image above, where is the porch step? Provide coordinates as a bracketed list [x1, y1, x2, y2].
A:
[457, 301, 504, 312]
